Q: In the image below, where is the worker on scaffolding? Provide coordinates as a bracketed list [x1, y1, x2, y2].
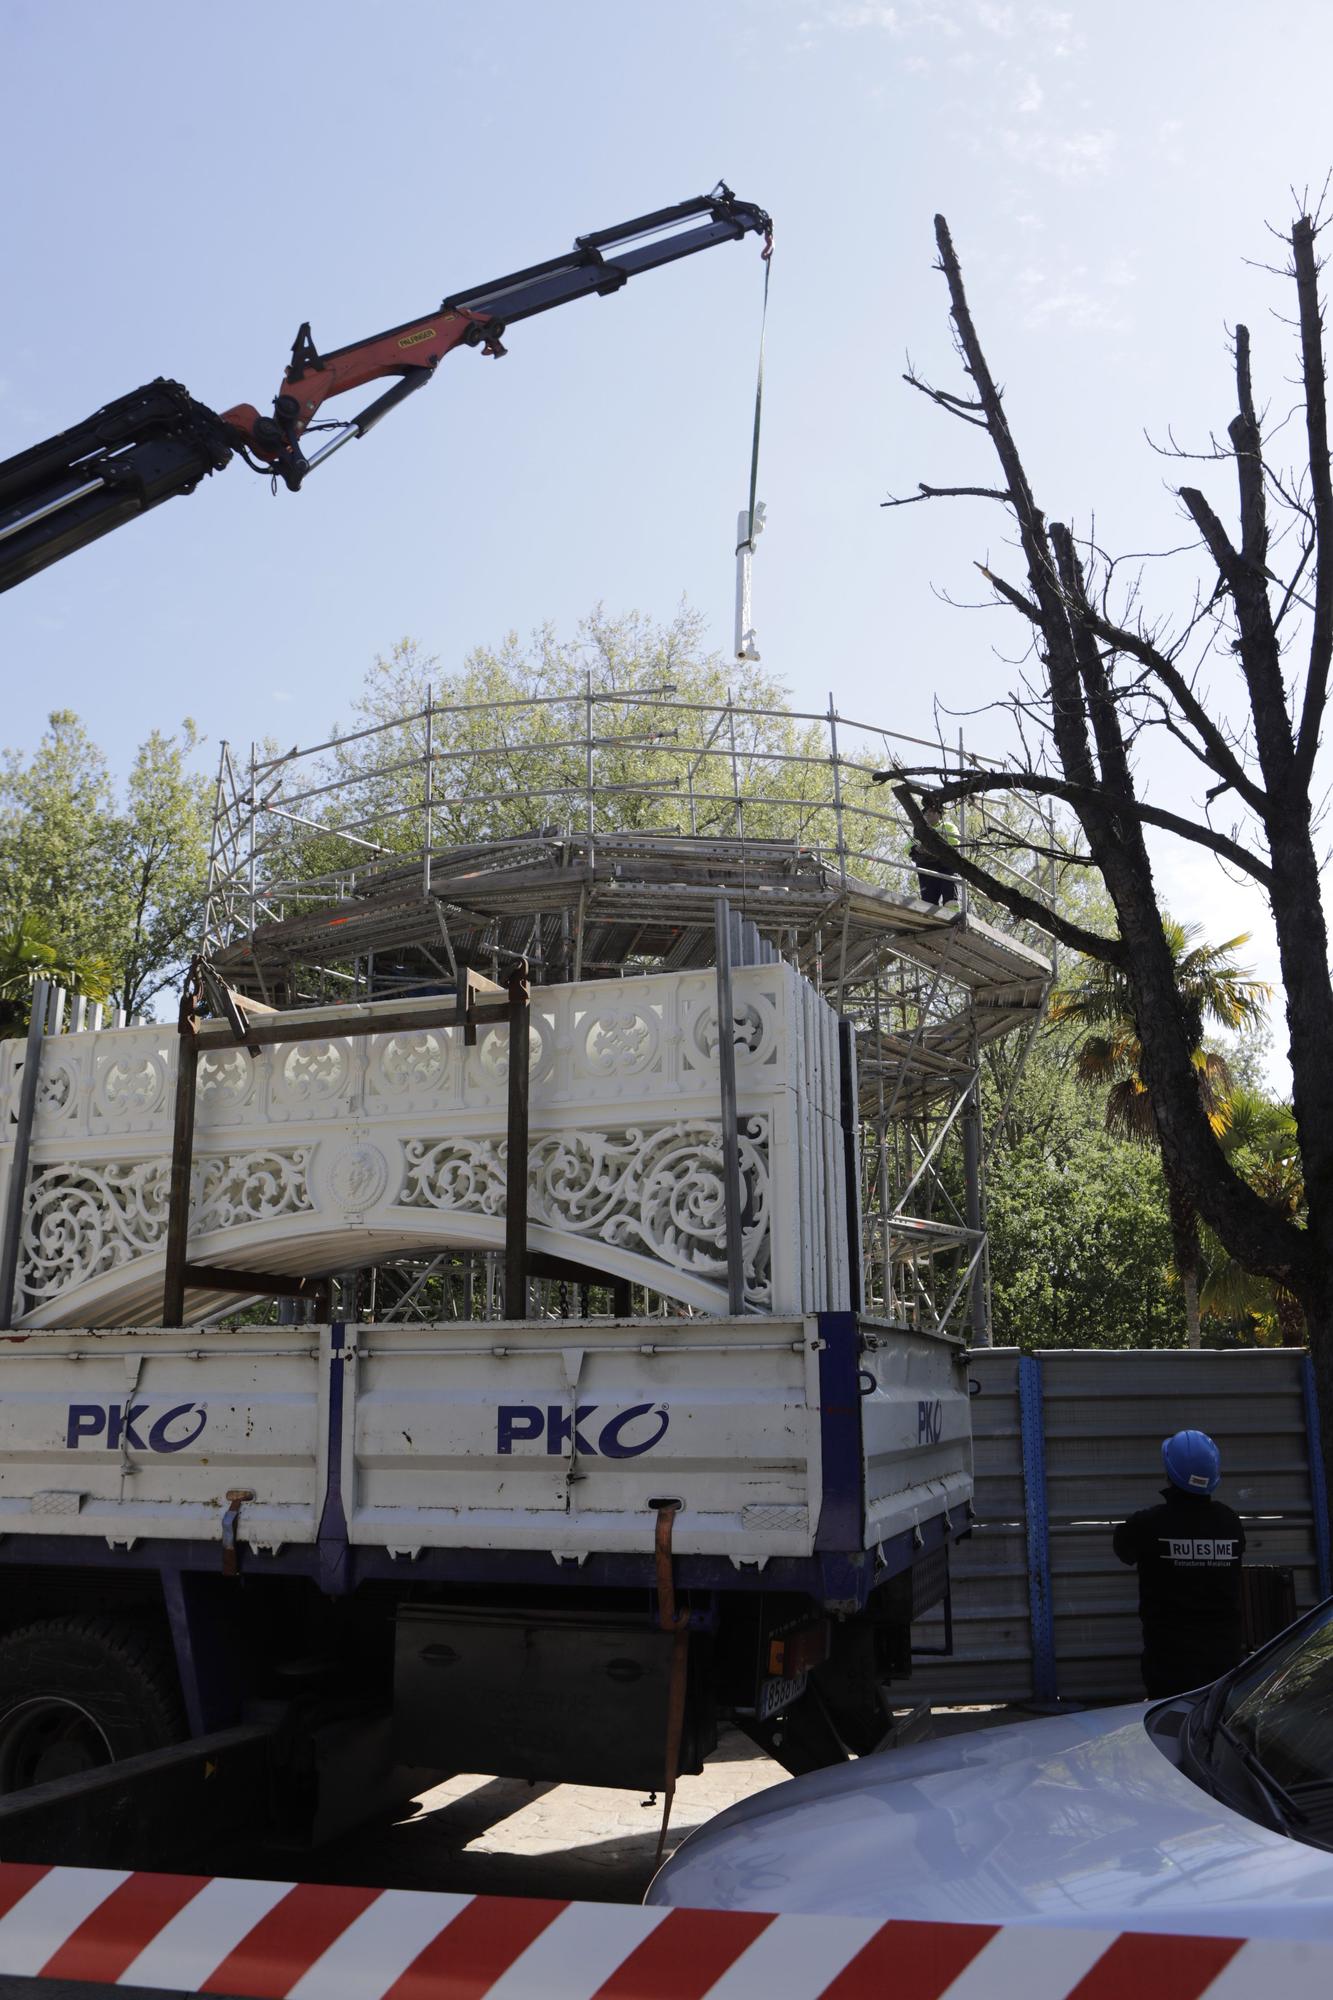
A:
[910, 800, 960, 908]
[868, 771, 961, 906]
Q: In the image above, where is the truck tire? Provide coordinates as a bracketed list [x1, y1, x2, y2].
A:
[0, 1616, 184, 1792]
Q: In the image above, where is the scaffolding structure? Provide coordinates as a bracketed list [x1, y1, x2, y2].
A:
[203, 686, 1055, 1338]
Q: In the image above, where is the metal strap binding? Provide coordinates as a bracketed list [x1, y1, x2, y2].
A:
[653, 1499, 691, 1864]
[737, 238, 773, 563]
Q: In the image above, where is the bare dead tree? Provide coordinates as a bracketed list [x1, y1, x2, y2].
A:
[888, 208, 1333, 1502]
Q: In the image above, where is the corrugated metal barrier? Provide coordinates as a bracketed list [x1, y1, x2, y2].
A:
[900, 1347, 1333, 1706]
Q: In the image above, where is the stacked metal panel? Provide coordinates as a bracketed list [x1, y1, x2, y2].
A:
[0, 961, 855, 1327]
[793, 965, 851, 1315]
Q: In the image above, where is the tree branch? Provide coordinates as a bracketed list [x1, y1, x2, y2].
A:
[904, 764, 1273, 887]
[1292, 216, 1333, 783]
[1078, 599, 1268, 812]
[1231, 325, 1269, 572]
[902, 368, 991, 428]
[881, 483, 1013, 508]
[979, 558, 1268, 813]
[900, 218, 1319, 1298]
[1051, 520, 1141, 813]
[1180, 479, 1294, 794]
[932, 216, 1104, 806]
[976, 563, 1041, 621]
[892, 781, 1125, 962]
[1272, 528, 1315, 633]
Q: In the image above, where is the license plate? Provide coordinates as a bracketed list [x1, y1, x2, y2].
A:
[757, 1669, 808, 1721]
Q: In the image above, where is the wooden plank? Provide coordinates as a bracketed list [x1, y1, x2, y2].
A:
[457, 962, 505, 1047]
[193, 997, 509, 1051]
[183, 1263, 332, 1306]
[229, 987, 278, 1016]
[459, 965, 505, 998]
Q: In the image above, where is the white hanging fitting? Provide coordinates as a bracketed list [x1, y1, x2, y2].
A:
[734, 501, 766, 662]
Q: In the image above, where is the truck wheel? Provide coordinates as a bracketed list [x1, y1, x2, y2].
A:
[0, 1616, 184, 1792]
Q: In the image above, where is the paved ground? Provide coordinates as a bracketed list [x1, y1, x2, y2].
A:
[270, 1708, 1013, 1905]
[286, 1726, 787, 1904]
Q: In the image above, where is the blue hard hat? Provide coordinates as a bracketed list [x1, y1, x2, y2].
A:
[1163, 1429, 1221, 1494]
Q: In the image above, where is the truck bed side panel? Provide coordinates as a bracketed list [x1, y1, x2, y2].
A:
[342, 1316, 823, 1560]
[859, 1323, 974, 1549]
[0, 1329, 326, 1546]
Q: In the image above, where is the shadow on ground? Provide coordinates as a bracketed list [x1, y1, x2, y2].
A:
[224, 1710, 1026, 1906]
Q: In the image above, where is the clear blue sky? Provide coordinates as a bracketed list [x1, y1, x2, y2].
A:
[5, 0, 1332, 1053]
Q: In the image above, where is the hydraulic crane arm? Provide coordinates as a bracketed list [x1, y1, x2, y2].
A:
[225, 185, 772, 491]
[0, 382, 236, 597]
[0, 186, 771, 596]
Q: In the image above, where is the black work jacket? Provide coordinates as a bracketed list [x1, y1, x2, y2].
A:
[1113, 1487, 1246, 1684]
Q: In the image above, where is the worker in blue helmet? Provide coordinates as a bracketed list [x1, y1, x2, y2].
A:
[1113, 1430, 1246, 1697]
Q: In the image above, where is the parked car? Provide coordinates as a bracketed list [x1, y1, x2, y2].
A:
[648, 1598, 1333, 1939]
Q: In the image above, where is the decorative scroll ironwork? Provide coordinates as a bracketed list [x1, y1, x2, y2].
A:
[400, 1116, 773, 1308]
[0, 964, 837, 1324]
[18, 1147, 312, 1307]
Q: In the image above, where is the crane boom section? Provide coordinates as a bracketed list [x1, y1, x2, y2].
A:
[0, 187, 770, 593]
[221, 189, 771, 488]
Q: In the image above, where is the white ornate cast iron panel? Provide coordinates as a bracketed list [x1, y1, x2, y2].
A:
[0, 965, 851, 1327]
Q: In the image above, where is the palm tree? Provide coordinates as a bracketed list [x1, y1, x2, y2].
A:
[0, 914, 110, 1038]
[1199, 1087, 1305, 1344]
[1049, 922, 1270, 1348]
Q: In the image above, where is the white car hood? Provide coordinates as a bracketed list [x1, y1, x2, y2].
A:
[649, 1706, 1333, 1939]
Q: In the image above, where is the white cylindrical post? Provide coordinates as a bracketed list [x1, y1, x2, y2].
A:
[733, 503, 765, 662]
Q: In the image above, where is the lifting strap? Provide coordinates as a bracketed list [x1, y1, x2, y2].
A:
[737, 235, 773, 561]
[653, 1500, 691, 1865]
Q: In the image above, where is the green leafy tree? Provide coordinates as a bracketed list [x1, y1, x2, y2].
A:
[0, 712, 210, 1019]
[0, 712, 115, 960]
[1049, 923, 1270, 1347]
[101, 724, 212, 1018]
[0, 914, 110, 1038]
[288, 607, 844, 874]
[985, 1037, 1187, 1349]
[1200, 1087, 1305, 1345]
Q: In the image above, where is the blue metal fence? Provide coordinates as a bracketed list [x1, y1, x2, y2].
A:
[1017, 1354, 1057, 1704]
[902, 1346, 1331, 1706]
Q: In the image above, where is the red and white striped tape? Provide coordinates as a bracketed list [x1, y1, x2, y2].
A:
[0, 1863, 1325, 1997]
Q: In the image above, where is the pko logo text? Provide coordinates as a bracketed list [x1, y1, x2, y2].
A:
[497, 1403, 669, 1458]
[917, 1399, 944, 1445]
[65, 1403, 209, 1453]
